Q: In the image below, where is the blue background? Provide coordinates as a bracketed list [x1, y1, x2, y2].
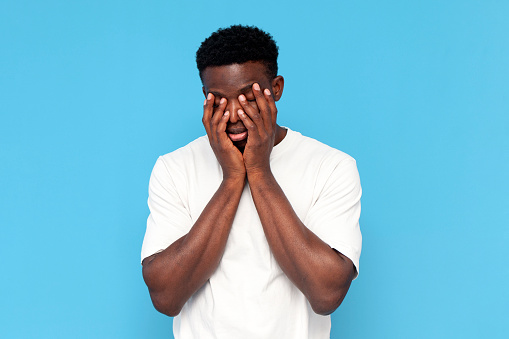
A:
[1, 1, 508, 338]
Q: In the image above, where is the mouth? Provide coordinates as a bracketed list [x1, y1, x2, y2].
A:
[227, 129, 248, 142]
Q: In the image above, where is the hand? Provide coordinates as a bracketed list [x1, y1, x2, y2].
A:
[237, 83, 278, 176]
[202, 93, 246, 180]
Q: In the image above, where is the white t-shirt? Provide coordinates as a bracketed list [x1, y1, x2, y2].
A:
[141, 128, 362, 339]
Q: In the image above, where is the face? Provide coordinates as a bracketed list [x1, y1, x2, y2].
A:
[202, 61, 284, 149]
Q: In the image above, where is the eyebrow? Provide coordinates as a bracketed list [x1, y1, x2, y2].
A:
[209, 82, 255, 98]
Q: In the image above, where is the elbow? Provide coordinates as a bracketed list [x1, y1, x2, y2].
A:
[309, 291, 346, 316]
[150, 292, 183, 317]
[309, 274, 352, 316]
[143, 264, 183, 317]
[310, 254, 355, 315]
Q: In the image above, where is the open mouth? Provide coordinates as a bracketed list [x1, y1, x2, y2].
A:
[227, 130, 248, 142]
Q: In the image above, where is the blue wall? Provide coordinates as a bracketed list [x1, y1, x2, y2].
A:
[1, 1, 507, 338]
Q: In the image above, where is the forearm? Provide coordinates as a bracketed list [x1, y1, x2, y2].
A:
[248, 171, 355, 315]
[142, 176, 244, 316]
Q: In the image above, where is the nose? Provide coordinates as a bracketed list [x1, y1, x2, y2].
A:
[226, 99, 242, 123]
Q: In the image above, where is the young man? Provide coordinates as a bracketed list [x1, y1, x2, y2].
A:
[141, 25, 362, 338]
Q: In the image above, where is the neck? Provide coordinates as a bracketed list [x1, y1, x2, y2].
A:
[274, 124, 287, 146]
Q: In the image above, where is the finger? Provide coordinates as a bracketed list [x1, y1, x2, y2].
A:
[238, 93, 264, 134]
[252, 83, 272, 131]
[216, 110, 231, 144]
[210, 97, 227, 130]
[210, 97, 227, 144]
[263, 88, 278, 126]
[202, 93, 215, 135]
[237, 108, 256, 134]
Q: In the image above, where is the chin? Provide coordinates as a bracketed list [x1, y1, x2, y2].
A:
[234, 141, 247, 152]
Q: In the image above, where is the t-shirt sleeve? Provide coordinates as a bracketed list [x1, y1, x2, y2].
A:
[141, 156, 193, 263]
[304, 155, 362, 278]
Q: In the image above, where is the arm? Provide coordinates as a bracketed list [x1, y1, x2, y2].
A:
[237, 84, 356, 315]
[247, 172, 355, 315]
[142, 95, 245, 317]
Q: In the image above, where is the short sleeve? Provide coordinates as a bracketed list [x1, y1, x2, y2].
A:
[304, 156, 362, 278]
[141, 156, 193, 263]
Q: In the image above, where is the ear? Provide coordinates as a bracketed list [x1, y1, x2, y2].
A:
[271, 76, 284, 102]
[202, 86, 207, 97]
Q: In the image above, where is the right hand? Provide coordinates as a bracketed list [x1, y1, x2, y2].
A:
[202, 93, 246, 180]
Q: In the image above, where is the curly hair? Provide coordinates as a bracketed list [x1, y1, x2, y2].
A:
[196, 25, 279, 80]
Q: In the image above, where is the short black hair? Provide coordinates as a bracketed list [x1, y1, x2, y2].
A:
[196, 25, 279, 80]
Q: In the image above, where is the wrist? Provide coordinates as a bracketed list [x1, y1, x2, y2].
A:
[222, 172, 246, 186]
[246, 166, 274, 183]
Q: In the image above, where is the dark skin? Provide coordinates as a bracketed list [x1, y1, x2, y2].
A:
[142, 61, 355, 316]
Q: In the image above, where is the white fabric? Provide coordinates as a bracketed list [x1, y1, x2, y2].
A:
[141, 128, 362, 339]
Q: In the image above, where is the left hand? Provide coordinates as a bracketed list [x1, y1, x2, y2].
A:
[237, 83, 278, 176]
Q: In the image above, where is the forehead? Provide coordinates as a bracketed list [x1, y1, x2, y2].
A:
[202, 61, 270, 94]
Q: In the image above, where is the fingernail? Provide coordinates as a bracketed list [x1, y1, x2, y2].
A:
[224, 110, 229, 116]
[207, 93, 213, 100]
[264, 88, 271, 95]
[203, 99, 207, 106]
[238, 109, 244, 116]
[253, 83, 260, 91]
[238, 94, 246, 102]
[220, 98, 226, 104]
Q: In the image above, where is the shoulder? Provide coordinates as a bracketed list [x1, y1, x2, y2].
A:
[160, 135, 211, 162]
[283, 128, 357, 169]
[156, 135, 213, 167]
[150, 135, 214, 179]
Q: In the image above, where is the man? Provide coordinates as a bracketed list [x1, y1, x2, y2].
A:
[141, 25, 362, 338]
